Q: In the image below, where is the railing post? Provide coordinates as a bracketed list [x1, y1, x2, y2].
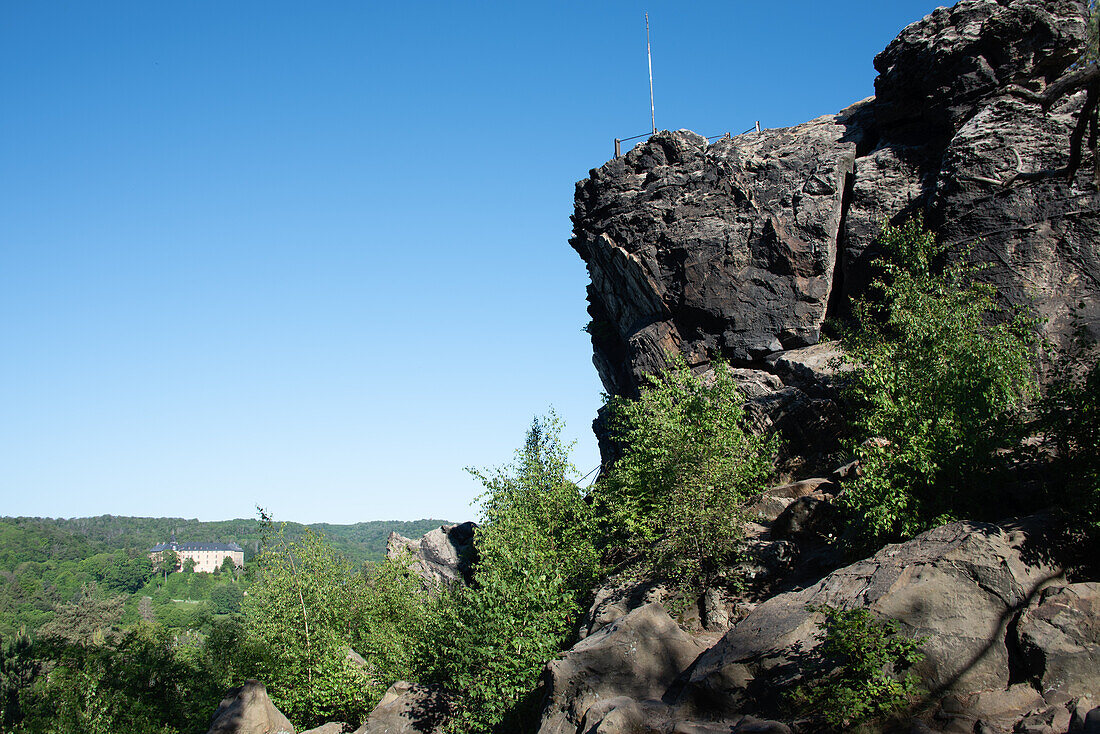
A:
[615, 138, 621, 158]
[755, 121, 761, 133]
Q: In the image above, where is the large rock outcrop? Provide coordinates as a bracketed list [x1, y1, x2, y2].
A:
[550, 5, 1100, 729]
[532, 516, 1093, 734]
[573, 0, 1100, 469]
[684, 517, 1062, 721]
[385, 522, 476, 587]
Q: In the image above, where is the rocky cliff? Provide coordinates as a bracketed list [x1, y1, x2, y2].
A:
[573, 0, 1099, 430]
[548, 1, 1100, 732]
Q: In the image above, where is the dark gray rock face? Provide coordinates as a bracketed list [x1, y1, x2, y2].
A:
[574, 117, 858, 397]
[573, 0, 1100, 465]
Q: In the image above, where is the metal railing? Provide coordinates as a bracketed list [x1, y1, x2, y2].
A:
[614, 121, 762, 158]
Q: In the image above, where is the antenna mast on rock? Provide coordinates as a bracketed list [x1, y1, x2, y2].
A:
[646, 12, 656, 134]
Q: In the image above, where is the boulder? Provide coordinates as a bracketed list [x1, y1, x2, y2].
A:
[352, 681, 449, 734]
[1016, 582, 1100, 699]
[536, 603, 706, 734]
[935, 684, 1046, 732]
[207, 680, 295, 734]
[299, 725, 346, 734]
[685, 517, 1061, 717]
[769, 495, 837, 542]
[743, 477, 837, 526]
[1080, 706, 1100, 733]
[385, 522, 476, 586]
[577, 576, 665, 640]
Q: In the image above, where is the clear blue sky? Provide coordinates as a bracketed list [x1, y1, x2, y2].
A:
[1, 1, 943, 524]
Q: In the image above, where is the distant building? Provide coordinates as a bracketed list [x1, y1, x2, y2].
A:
[149, 539, 244, 573]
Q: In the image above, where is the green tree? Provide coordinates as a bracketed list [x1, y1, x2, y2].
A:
[219, 555, 238, 577]
[0, 629, 37, 730]
[37, 585, 124, 648]
[349, 557, 432, 697]
[597, 356, 777, 597]
[469, 411, 599, 599]
[17, 621, 230, 734]
[245, 524, 375, 728]
[839, 217, 1037, 547]
[210, 583, 244, 615]
[419, 413, 599, 734]
[101, 555, 153, 594]
[154, 550, 179, 582]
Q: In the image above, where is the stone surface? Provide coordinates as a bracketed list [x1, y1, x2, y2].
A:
[576, 575, 665, 640]
[536, 603, 706, 734]
[573, 116, 858, 397]
[559, 696, 790, 734]
[352, 681, 449, 734]
[299, 725, 346, 734]
[685, 517, 1061, 717]
[743, 478, 837, 526]
[207, 680, 295, 734]
[847, 0, 1100, 349]
[1084, 706, 1100, 733]
[385, 522, 476, 587]
[769, 495, 838, 543]
[573, 0, 1100, 472]
[1017, 582, 1100, 699]
[936, 684, 1046, 733]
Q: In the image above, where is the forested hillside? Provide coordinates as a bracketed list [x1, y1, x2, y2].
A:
[0, 516, 447, 637]
[3, 515, 446, 564]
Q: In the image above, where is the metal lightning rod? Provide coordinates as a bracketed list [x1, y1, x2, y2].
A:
[646, 12, 656, 134]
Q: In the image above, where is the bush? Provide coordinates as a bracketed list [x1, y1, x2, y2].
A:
[839, 217, 1037, 548]
[596, 356, 777, 598]
[15, 622, 230, 734]
[245, 526, 376, 728]
[788, 605, 925, 730]
[348, 556, 432, 696]
[419, 413, 598, 734]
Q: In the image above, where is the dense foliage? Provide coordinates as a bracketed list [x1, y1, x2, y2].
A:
[419, 413, 599, 734]
[246, 525, 373, 725]
[788, 606, 925, 730]
[839, 217, 1037, 547]
[598, 357, 777, 599]
[244, 520, 433, 728]
[1041, 342, 1100, 557]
